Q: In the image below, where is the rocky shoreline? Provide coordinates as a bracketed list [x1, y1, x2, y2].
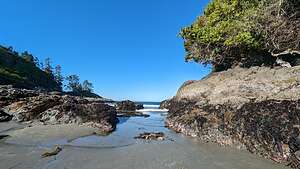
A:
[0, 85, 118, 133]
[161, 66, 300, 167]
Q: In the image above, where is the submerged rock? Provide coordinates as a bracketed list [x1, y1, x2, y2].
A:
[41, 146, 62, 158]
[0, 135, 9, 140]
[134, 132, 165, 141]
[165, 66, 300, 164]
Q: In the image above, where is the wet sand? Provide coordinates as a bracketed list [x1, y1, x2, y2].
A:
[0, 110, 290, 169]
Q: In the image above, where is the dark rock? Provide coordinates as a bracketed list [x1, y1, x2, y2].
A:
[160, 99, 172, 109]
[136, 104, 144, 110]
[289, 127, 300, 153]
[0, 110, 12, 122]
[116, 100, 136, 111]
[0, 135, 9, 140]
[288, 151, 300, 169]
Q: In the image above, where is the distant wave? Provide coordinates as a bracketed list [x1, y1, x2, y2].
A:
[143, 104, 160, 108]
[137, 108, 168, 112]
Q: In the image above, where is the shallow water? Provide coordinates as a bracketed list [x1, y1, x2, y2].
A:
[0, 108, 289, 169]
[41, 110, 171, 148]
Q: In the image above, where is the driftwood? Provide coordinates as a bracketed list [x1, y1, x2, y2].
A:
[272, 50, 300, 57]
[41, 146, 62, 158]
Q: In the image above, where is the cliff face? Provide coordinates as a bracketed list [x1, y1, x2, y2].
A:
[163, 66, 300, 166]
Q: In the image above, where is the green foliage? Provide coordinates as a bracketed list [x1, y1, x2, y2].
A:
[21, 51, 34, 63]
[82, 80, 93, 93]
[66, 75, 95, 97]
[54, 65, 63, 90]
[0, 46, 61, 91]
[44, 57, 53, 75]
[180, 0, 300, 71]
[66, 74, 81, 93]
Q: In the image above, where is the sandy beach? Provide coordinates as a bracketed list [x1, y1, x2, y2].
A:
[0, 111, 290, 169]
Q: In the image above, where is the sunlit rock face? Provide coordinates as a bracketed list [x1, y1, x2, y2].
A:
[163, 66, 300, 165]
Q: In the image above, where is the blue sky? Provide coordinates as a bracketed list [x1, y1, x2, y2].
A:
[0, 0, 211, 101]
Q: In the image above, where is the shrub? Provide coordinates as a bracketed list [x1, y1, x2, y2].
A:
[180, 0, 300, 71]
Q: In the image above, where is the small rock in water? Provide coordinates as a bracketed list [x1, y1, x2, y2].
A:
[136, 104, 144, 110]
[134, 132, 165, 141]
[0, 135, 9, 140]
[41, 146, 62, 158]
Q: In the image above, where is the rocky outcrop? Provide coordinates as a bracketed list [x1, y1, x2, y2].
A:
[0, 85, 118, 133]
[159, 99, 172, 109]
[116, 100, 147, 117]
[136, 104, 144, 110]
[116, 100, 137, 111]
[164, 66, 300, 165]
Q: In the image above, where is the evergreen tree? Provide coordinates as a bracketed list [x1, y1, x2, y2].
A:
[34, 57, 40, 68]
[21, 51, 34, 63]
[66, 75, 82, 93]
[54, 65, 64, 89]
[82, 80, 93, 93]
[44, 57, 53, 76]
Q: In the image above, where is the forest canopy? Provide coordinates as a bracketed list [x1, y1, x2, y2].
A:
[180, 0, 300, 71]
[0, 45, 96, 97]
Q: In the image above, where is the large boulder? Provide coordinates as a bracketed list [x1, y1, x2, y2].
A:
[166, 66, 300, 163]
[136, 104, 144, 110]
[40, 96, 117, 132]
[116, 100, 137, 111]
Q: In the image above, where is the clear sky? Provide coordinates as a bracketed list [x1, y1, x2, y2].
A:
[0, 0, 211, 101]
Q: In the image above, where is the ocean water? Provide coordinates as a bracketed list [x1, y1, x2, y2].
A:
[135, 101, 161, 108]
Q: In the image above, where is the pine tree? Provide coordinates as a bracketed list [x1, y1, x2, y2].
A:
[21, 51, 34, 63]
[44, 58, 53, 76]
[66, 75, 82, 94]
[82, 80, 93, 93]
[54, 65, 64, 89]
